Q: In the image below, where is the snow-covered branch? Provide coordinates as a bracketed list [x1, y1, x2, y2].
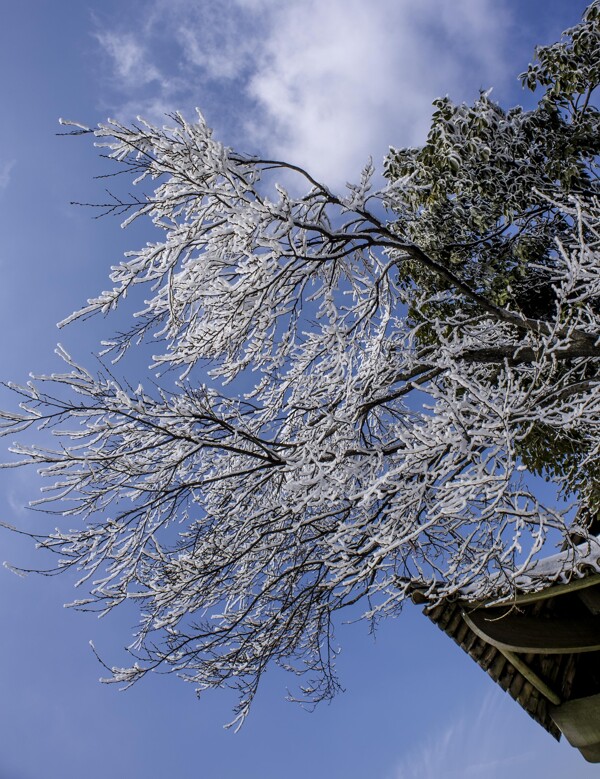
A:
[2, 3, 600, 723]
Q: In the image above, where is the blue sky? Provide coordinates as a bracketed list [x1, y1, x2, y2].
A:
[0, 2, 598, 777]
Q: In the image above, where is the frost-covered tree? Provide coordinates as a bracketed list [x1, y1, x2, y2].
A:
[1, 3, 599, 725]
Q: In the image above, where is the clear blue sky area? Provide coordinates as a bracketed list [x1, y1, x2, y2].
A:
[0, 2, 597, 777]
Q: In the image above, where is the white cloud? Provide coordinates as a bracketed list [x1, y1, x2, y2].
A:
[93, 0, 513, 186]
[245, 0, 515, 184]
[0, 159, 16, 192]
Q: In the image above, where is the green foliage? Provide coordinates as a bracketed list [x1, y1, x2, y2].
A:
[384, 2, 600, 498]
[518, 418, 600, 511]
[385, 3, 599, 304]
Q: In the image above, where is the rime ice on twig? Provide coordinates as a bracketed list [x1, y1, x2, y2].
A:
[2, 3, 600, 725]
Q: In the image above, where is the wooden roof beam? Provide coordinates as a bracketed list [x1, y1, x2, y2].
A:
[462, 609, 600, 654]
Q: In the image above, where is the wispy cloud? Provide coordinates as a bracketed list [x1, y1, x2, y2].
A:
[392, 692, 529, 779]
[0, 159, 16, 193]
[94, 31, 163, 90]
[92, 0, 513, 186]
[390, 689, 598, 779]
